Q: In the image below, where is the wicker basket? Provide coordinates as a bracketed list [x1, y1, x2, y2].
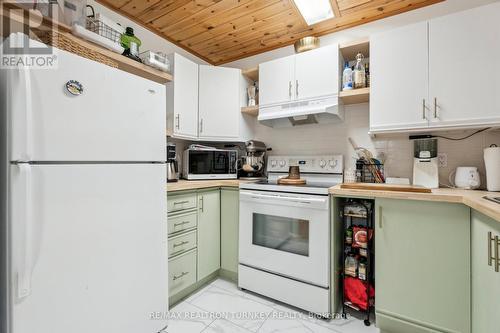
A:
[39, 30, 119, 68]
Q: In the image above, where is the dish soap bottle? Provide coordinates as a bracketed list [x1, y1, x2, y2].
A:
[353, 53, 366, 89]
[342, 62, 353, 91]
[121, 27, 142, 62]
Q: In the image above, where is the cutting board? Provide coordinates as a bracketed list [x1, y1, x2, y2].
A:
[278, 178, 307, 185]
[340, 183, 432, 193]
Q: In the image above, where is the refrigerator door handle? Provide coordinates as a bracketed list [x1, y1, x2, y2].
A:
[16, 163, 34, 300]
[20, 67, 33, 161]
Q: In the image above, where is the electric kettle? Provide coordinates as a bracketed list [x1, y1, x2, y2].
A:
[449, 167, 481, 190]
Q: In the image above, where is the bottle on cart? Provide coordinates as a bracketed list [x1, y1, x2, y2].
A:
[345, 226, 353, 245]
[358, 259, 367, 280]
[345, 253, 358, 278]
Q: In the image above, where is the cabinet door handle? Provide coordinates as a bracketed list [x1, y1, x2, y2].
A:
[173, 271, 189, 281]
[422, 99, 428, 120]
[495, 235, 499, 273]
[199, 118, 203, 134]
[488, 232, 500, 272]
[433, 97, 438, 119]
[488, 232, 493, 267]
[175, 114, 180, 130]
[378, 206, 383, 228]
[173, 200, 189, 205]
[296, 80, 299, 99]
[199, 196, 204, 212]
[173, 240, 189, 248]
[288, 81, 292, 99]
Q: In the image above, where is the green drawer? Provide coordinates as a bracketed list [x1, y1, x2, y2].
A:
[168, 211, 197, 235]
[168, 249, 197, 297]
[167, 192, 197, 213]
[168, 230, 197, 258]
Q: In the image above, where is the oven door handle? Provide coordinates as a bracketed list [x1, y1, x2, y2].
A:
[241, 192, 327, 204]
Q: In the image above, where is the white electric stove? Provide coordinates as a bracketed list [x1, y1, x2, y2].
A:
[238, 155, 343, 315]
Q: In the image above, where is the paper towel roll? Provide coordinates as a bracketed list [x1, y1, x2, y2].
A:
[484, 146, 500, 191]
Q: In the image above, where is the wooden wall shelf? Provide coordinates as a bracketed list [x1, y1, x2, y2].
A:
[241, 105, 259, 116]
[339, 87, 370, 105]
[242, 67, 259, 82]
[1, 2, 172, 84]
[340, 38, 370, 60]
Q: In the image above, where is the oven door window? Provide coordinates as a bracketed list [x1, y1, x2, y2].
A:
[188, 151, 229, 174]
[252, 213, 309, 256]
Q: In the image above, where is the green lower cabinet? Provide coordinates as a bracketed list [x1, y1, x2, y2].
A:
[471, 210, 500, 333]
[197, 189, 221, 281]
[220, 188, 239, 280]
[375, 199, 470, 333]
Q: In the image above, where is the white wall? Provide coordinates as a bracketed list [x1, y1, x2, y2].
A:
[86, 0, 208, 64]
[95, 0, 500, 186]
[222, 0, 500, 187]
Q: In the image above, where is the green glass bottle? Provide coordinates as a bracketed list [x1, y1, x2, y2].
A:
[121, 27, 142, 62]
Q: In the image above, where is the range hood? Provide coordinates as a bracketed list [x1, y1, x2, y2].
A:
[258, 95, 344, 127]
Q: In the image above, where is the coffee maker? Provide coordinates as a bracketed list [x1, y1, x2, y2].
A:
[239, 140, 267, 180]
[167, 143, 179, 182]
[413, 138, 439, 188]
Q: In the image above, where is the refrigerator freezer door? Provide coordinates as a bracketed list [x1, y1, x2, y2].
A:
[9, 164, 168, 333]
[9, 46, 166, 162]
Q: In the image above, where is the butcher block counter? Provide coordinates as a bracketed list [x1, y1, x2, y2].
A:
[330, 184, 500, 222]
[167, 179, 246, 192]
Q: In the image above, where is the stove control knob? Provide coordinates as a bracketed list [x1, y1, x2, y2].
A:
[279, 160, 286, 168]
[271, 160, 277, 168]
[329, 159, 338, 168]
[319, 159, 327, 168]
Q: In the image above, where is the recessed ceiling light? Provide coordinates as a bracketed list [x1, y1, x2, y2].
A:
[293, 0, 335, 26]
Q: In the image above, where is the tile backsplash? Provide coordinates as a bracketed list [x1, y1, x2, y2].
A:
[249, 103, 500, 189]
[168, 103, 500, 189]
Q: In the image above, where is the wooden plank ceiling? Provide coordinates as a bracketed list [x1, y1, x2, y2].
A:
[96, 0, 443, 65]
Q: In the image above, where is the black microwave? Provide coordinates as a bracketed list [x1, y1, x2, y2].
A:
[182, 148, 238, 180]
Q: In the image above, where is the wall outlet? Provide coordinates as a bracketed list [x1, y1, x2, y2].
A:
[438, 152, 448, 168]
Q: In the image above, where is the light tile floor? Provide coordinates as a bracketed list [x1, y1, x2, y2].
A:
[164, 278, 380, 333]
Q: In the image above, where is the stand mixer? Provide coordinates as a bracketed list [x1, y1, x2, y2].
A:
[239, 140, 268, 180]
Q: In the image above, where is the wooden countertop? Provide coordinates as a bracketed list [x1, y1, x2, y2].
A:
[167, 179, 244, 192]
[329, 184, 500, 222]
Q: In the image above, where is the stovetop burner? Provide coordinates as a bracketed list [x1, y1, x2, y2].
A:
[240, 154, 344, 195]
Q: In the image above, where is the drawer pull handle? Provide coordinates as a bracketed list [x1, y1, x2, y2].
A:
[174, 221, 190, 227]
[173, 200, 189, 205]
[173, 241, 189, 248]
[173, 271, 189, 281]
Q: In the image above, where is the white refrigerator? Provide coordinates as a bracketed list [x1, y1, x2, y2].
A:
[1, 34, 168, 333]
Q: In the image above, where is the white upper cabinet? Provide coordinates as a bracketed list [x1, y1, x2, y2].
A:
[259, 45, 339, 107]
[259, 55, 295, 106]
[294, 45, 339, 100]
[198, 65, 241, 140]
[370, 2, 500, 133]
[370, 21, 430, 133]
[167, 54, 249, 141]
[167, 53, 199, 139]
[428, 2, 500, 128]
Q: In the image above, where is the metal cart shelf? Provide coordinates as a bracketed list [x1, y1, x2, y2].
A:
[340, 199, 375, 326]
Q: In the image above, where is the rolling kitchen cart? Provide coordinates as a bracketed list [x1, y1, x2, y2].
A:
[340, 199, 375, 326]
